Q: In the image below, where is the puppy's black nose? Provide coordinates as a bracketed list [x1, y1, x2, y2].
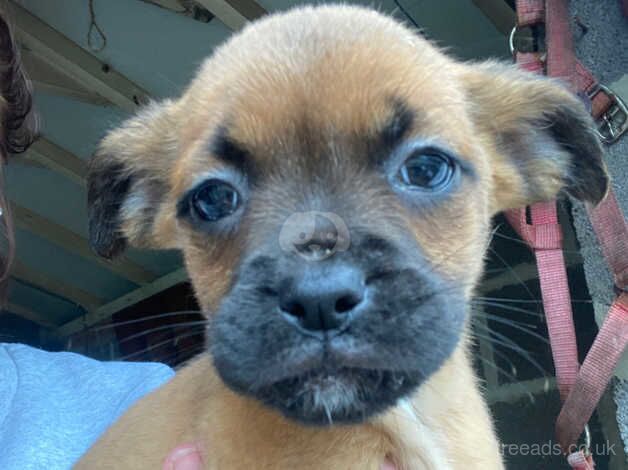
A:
[279, 264, 365, 334]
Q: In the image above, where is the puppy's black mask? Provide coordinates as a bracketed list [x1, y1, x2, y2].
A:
[210, 223, 466, 425]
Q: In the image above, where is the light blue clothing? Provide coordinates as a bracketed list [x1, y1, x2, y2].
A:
[0, 343, 174, 469]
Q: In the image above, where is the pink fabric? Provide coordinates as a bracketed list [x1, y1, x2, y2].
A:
[567, 450, 595, 470]
[509, 0, 628, 466]
[507, 3, 626, 469]
[545, 0, 576, 84]
[515, 52, 545, 73]
[515, 0, 545, 27]
[554, 190, 628, 453]
[587, 191, 628, 289]
[506, 204, 579, 402]
[557, 297, 628, 452]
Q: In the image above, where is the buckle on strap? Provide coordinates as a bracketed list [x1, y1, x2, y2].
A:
[588, 84, 628, 144]
[509, 24, 546, 60]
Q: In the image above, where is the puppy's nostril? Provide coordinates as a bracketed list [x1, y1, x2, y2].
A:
[278, 264, 365, 333]
[334, 293, 362, 314]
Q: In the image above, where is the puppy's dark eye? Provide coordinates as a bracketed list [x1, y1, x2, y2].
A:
[398, 151, 455, 191]
[192, 179, 240, 221]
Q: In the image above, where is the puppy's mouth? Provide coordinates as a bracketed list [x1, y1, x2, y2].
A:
[214, 334, 426, 425]
[256, 364, 421, 425]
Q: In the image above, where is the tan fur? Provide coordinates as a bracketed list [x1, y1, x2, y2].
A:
[78, 340, 499, 469]
[78, 5, 607, 469]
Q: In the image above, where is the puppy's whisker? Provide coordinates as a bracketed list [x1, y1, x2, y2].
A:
[488, 247, 536, 301]
[74, 310, 205, 335]
[476, 355, 518, 383]
[117, 330, 206, 361]
[323, 403, 333, 425]
[471, 300, 543, 318]
[117, 320, 209, 346]
[472, 309, 538, 329]
[472, 324, 548, 377]
[158, 344, 206, 367]
[490, 344, 524, 379]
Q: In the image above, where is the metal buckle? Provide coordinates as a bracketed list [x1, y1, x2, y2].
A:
[508, 26, 518, 58]
[589, 84, 628, 144]
[508, 25, 546, 62]
[581, 424, 592, 457]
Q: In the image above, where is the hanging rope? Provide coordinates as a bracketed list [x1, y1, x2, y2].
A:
[87, 0, 107, 52]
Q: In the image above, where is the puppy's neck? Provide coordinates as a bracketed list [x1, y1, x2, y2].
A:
[375, 398, 452, 470]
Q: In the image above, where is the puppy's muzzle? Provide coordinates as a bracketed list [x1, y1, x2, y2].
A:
[211, 210, 467, 424]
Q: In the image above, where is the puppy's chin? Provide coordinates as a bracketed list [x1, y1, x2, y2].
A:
[254, 367, 422, 425]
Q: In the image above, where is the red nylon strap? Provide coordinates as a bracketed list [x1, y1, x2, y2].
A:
[623, 0, 628, 18]
[515, 52, 545, 73]
[516, 0, 544, 27]
[506, 204, 579, 402]
[554, 191, 628, 454]
[587, 190, 628, 289]
[557, 295, 628, 452]
[508, 0, 581, 405]
[510, 1, 627, 466]
[545, 0, 575, 84]
[515, 0, 613, 118]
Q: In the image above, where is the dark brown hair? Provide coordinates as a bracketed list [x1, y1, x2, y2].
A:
[0, 11, 37, 297]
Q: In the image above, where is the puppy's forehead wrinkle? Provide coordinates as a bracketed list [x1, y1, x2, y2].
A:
[210, 125, 250, 173]
[380, 99, 415, 148]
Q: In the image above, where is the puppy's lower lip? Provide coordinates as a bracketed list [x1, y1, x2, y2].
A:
[274, 366, 385, 385]
[262, 343, 409, 387]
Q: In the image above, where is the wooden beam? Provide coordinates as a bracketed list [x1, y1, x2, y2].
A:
[9, 1, 150, 112]
[195, 0, 265, 30]
[32, 80, 110, 107]
[20, 137, 87, 187]
[1, 302, 57, 329]
[11, 202, 156, 285]
[57, 267, 189, 337]
[472, 0, 516, 36]
[140, 0, 187, 13]
[11, 260, 103, 310]
[487, 377, 556, 404]
[22, 48, 109, 106]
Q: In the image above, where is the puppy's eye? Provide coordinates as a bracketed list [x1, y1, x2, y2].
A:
[398, 151, 455, 191]
[192, 179, 240, 221]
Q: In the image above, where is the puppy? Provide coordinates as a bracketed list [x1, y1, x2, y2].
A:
[77, 5, 608, 469]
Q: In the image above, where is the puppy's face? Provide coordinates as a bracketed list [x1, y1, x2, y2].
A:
[88, 7, 607, 425]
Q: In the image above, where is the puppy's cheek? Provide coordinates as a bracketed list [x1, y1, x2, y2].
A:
[184, 247, 239, 311]
[209, 293, 305, 391]
[349, 288, 467, 378]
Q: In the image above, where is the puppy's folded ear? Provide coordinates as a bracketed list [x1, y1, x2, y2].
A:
[462, 62, 609, 213]
[88, 101, 178, 258]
